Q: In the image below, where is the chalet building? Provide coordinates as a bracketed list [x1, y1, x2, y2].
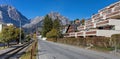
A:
[66, 25, 76, 33]
[64, 1, 120, 38]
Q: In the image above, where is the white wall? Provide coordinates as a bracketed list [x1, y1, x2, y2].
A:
[0, 24, 3, 32]
[115, 25, 120, 30]
[109, 19, 120, 25]
[97, 30, 120, 37]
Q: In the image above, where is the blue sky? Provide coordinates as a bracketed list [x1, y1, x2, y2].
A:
[0, 0, 119, 20]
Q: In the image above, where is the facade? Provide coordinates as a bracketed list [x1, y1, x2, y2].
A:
[66, 25, 76, 33]
[7, 23, 14, 26]
[64, 1, 120, 37]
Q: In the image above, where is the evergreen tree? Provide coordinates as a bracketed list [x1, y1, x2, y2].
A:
[53, 18, 61, 38]
[42, 15, 53, 37]
[53, 18, 61, 30]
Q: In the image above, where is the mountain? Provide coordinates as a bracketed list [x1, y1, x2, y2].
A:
[23, 16, 43, 28]
[23, 16, 44, 33]
[0, 5, 29, 27]
[0, 5, 70, 33]
[48, 12, 70, 25]
[23, 12, 70, 33]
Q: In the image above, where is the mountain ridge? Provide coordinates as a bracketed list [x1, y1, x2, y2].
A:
[0, 4, 29, 27]
[0, 4, 70, 33]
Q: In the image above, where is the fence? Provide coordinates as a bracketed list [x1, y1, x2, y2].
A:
[30, 41, 37, 59]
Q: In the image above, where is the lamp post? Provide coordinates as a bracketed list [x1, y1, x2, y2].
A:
[19, 20, 22, 44]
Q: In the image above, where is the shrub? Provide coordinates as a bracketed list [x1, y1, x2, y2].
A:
[46, 29, 58, 38]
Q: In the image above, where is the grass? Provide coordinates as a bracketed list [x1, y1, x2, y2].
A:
[20, 41, 38, 59]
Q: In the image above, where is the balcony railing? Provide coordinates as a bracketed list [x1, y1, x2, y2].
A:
[64, 33, 70, 37]
[92, 4, 120, 20]
[70, 33, 76, 37]
[106, 10, 120, 17]
[94, 16, 103, 20]
[86, 31, 96, 36]
[96, 20, 109, 27]
[77, 32, 84, 36]
[92, 14, 100, 19]
[77, 26, 85, 31]
[86, 23, 94, 28]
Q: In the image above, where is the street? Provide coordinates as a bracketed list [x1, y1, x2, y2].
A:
[37, 39, 120, 59]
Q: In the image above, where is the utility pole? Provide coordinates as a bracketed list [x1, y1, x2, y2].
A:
[19, 20, 22, 44]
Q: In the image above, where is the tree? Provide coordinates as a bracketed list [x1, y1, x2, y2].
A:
[14, 28, 24, 44]
[25, 35, 31, 42]
[80, 19, 85, 25]
[46, 18, 62, 38]
[53, 18, 62, 38]
[53, 18, 61, 30]
[1, 26, 14, 47]
[0, 25, 25, 46]
[42, 15, 53, 37]
[46, 28, 58, 38]
[0, 33, 8, 48]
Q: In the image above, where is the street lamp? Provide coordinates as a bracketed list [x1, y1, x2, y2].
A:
[19, 20, 22, 44]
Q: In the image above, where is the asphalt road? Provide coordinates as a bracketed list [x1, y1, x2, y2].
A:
[37, 39, 120, 59]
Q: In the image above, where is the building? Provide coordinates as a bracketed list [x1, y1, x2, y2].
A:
[64, 1, 120, 38]
[0, 23, 14, 32]
[7, 23, 14, 26]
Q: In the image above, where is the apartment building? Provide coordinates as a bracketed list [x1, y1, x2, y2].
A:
[64, 1, 120, 38]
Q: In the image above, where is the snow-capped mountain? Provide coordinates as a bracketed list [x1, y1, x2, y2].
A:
[0, 4, 29, 27]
